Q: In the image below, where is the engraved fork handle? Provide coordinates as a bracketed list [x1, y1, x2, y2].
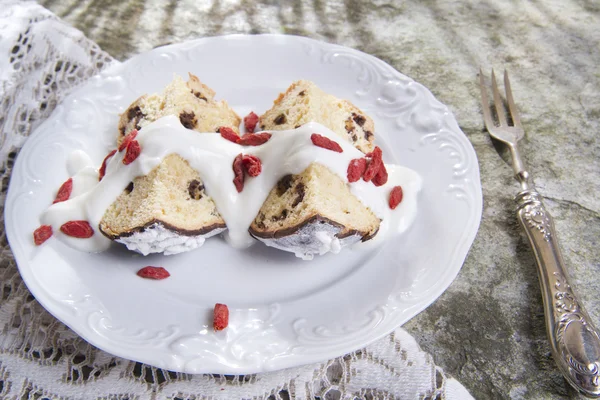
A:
[516, 188, 600, 397]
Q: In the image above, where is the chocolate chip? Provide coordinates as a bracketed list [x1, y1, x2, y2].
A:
[191, 89, 207, 101]
[294, 125, 301, 129]
[125, 182, 134, 194]
[125, 106, 145, 134]
[292, 183, 305, 207]
[271, 209, 289, 221]
[127, 105, 144, 121]
[345, 118, 355, 133]
[298, 90, 306, 96]
[188, 179, 204, 200]
[274, 113, 287, 125]
[364, 130, 374, 141]
[180, 111, 197, 129]
[276, 175, 293, 196]
[352, 112, 366, 127]
[345, 118, 358, 141]
[255, 213, 266, 229]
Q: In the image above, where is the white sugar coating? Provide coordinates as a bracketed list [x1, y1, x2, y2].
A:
[252, 220, 362, 260]
[41, 116, 422, 257]
[115, 223, 226, 256]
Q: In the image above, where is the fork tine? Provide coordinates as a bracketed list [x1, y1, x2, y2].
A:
[478, 69, 495, 131]
[503, 70, 522, 128]
[491, 69, 508, 127]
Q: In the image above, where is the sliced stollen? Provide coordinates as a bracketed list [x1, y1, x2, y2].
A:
[99, 74, 240, 255]
[117, 73, 240, 144]
[259, 80, 375, 153]
[250, 81, 381, 259]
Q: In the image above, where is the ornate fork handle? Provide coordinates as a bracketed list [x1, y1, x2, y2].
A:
[516, 189, 600, 397]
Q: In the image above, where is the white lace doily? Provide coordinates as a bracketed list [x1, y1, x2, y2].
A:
[0, 2, 473, 399]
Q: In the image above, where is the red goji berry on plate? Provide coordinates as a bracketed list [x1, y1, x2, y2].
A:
[99, 149, 117, 181]
[118, 129, 138, 152]
[242, 154, 262, 177]
[232, 153, 245, 192]
[363, 146, 383, 182]
[243, 112, 259, 133]
[310, 133, 343, 153]
[53, 178, 73, 204]
[122, 140, 141, 165]
[347, 158, 367, 182]
[389, 186, 404, 210]
[60, 220, 94, 238]
[137, 266, 170, 280]
[213, 303, 229, 331]
[239, 132, 272, 146]
[219, 127, 240, 144]
[33, 225, 53, 245]
[372, 163, 388, 187]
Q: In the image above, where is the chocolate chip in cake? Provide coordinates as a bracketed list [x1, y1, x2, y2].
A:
[344, 118, 358, 141]
[180, 111, 197, 129]
[276, 174, 294, 196]
[352, 112, 366, 127]
[274, 113, 287, 125]
[126, 105, 145, 132]
[364, 130, 374, 140]
[188, 179, 204, 200]
[127, 105, 144, 121]
[125, 182, 134, 194]
[292, 183, 305, 207]
[255, 213, 266, 229]
[191, 89, 207, 101]
[271, 209, 289, 221]
[298, 90, 306, 96]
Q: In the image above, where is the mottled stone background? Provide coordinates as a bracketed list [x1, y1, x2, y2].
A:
[38, 0, 600, 398]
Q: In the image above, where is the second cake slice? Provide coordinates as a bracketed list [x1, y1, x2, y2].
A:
[250, 81, 381, 259]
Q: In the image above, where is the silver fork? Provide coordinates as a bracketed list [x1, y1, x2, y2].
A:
[479, 69, 600, 398]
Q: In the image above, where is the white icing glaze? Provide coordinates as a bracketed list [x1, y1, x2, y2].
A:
[41, 115, 422, 256]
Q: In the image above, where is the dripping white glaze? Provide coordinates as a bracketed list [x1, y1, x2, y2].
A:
[41, 115, 422, 254]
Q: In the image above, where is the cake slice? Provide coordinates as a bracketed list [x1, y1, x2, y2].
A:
[259, 80, 375, 153]
[117, 73, 240, 144]
[99, 74, 240, 255]
[249, 82, 380, 259]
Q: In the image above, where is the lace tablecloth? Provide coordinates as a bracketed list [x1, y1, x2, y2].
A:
[0, 2, 473, 399]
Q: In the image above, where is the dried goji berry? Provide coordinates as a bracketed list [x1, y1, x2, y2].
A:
[363, 146, 383, 182]
[232, 153, 245, 192]
[53, 178, 73, 204]
[244, 112, 259, 133]
[60, 220, 94, 238]
[239, 132, 272, 146]
[219, 127, 240, 144]
[119, 129, 138, 152]
[372, 163, 388, 187]
[99, 149, 117, 181]
[137, 266, 170, 280]
[213, 303, 229, 331]
[389, 186, 404, 210]
[33, 225, 53, 245]
[347, 158, 367, 182]
[311, 133, 343, 153]
[242, 155, 262, 177]
[123, 140, 141, 165]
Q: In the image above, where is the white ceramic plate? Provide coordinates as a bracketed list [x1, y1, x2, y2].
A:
[5, 35, 482, 374]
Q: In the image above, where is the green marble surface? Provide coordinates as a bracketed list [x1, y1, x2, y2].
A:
[39, 1, 600, 398]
